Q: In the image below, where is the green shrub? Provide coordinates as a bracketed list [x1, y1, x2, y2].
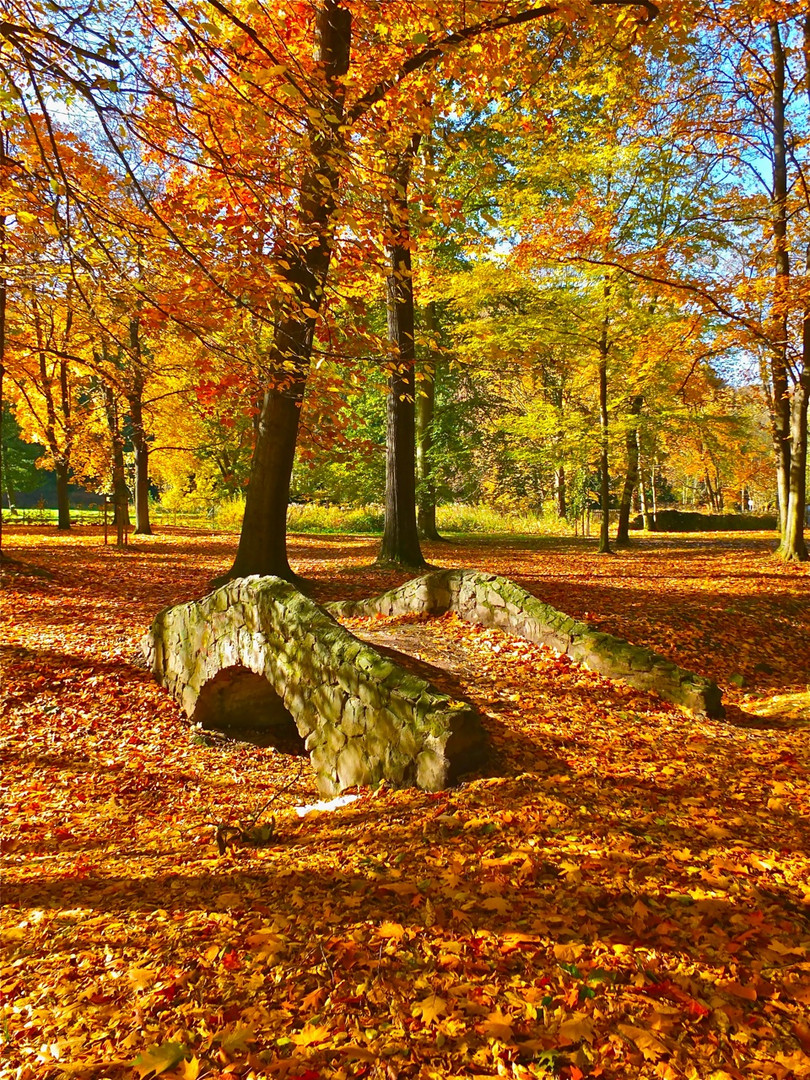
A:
[436, 502, 572, 536]
[153, 497, 571, 537]
[287, 503, 384, 534]
[214, 496, 246, 531]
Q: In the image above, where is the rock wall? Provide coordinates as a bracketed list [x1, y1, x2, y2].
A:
[329, 570, 723, 718]
[142, 576, 486, 795]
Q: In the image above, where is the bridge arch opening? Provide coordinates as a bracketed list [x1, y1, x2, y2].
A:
[193, 665, 305, 752]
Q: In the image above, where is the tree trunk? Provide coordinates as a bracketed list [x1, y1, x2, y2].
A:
[230, 369, 308, 579]
[416, 302, 441, 542]
[33, 309, 73, 530]
[103, 386, 130, 546]
[616, 394, 642, 545]
[55, 460, 71, 530]
[775, 20, 809, 562]
[555, 466, 567, 519]
[779, 370, 809, 561]
[128, 320, 152, 535]
[226, 1, 350, 581]
[378, 136, 426, 569]
[651, 457, 659, 524]
[0, 206, 5, 557]
[778, 236, 810, 561]
[132, 417, 151, 535]
[637, 433, 652, 530]
[597, 306, 612, 555]
[769, 21, 792, 537]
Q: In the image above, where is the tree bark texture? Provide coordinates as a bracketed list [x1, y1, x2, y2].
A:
[33, 307, 72, 530]
[597, 303, 612, 555]
[769, 21, 793, 538]
[416, 302, 441, 541]
[55, 461, 71, 531]
[775, 17, 809, 562]
[637, 433, 654, 530]
[103, 385, 130, 545]
[779, 233, 810, 561]
[378, 136, 426, 569]
[616, 395, 642, 545]
[555, 466, 567, 519]
[128, 318, 152, 535]
[0, 209, 5, 555]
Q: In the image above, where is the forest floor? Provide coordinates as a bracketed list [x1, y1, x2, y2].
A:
[2, 526, 809, 1080]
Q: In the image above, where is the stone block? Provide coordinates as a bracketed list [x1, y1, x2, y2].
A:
[336, 741, 375, 790]
[416, 746, 448, 791]
[325, 724, 347, 753]
[399, 726, 421, 758]
[370, 707, 400, 743]
[341, 698, 366, 737]
[357, 681, 383, 710]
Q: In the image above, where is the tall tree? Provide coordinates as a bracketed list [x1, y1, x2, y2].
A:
[378, 133, 427, 568]
[116, 0, 658, 580]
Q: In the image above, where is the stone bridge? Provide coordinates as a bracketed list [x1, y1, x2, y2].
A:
[329, 570, 723, 718]
[143, 569, 721, 797]
[142, 576, 487, 795]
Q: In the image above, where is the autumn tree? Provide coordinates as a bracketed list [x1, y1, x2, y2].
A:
[55, 0, 655, 579]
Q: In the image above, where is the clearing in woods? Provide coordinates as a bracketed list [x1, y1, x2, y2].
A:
[2, 526, 809, 1079]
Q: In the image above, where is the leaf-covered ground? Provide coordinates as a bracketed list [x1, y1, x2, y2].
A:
[2, 527, 809, 1080]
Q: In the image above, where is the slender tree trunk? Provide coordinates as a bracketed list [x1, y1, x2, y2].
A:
[704, 469, 719, 512]
[131, 407, 151, 534]
[637, 433, 652, 530]
[769, 21, 792, 538]
[780, 371, 809, 561]
[416, 302, 441, 542]
[775, 20, 810, 562]
[555, 466, 567, 519]
[128, 319, 152, 535]
[226, 0, 350, 581]
[55, 460, 71, 530]
[651, 457, 659, 524]
[33, 308, 72, 530]
[616, 394, 643, 546]
[378, 135, 426, 569]
[597, 305, 612, 555]
[103, 385, 130, 546]
[0, 209, 5, 557]
[779, 237, 809, 561]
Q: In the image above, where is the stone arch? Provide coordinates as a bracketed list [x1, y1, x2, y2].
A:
[193, 665, 305, 751]
[142, 575, 487, 794]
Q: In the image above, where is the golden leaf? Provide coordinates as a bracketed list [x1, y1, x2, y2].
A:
[618, 1024, 667, 1060]
[128, 967, 159, 993]
[290, 1023, 330, 1047]
[412, 994, 448, 1024]
[480, 1007, 514, 1040]
[558, 1014, 595, 1044]
[180, 1057, 201, 1080]
[376, 921, 406, 940]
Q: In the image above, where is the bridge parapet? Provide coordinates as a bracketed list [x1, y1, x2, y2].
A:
[329, 569, 723, 718]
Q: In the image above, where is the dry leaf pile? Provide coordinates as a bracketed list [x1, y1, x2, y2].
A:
[2, 527, 809, 1080]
